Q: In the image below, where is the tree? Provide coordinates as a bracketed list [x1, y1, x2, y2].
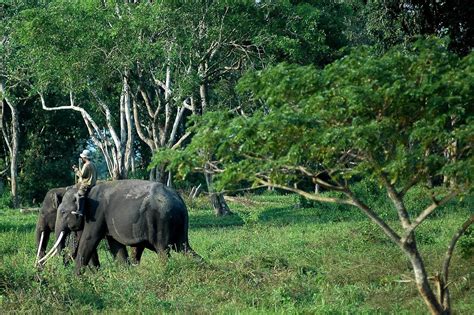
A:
[154, 39, 473, 314]
[148, 0, 354, 215]
[359, 0, 474, 54]
[0, 1, 35, 207]
[13, 2, 137, 179]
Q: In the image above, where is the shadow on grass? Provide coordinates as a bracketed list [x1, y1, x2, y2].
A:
[189, 203, 379, 230]
[256, 204, 370, 226]
[190, 212, 245, 229]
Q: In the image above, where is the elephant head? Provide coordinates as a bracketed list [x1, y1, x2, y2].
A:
[37, 186, 82, 266]
[35, 188, 66, 266]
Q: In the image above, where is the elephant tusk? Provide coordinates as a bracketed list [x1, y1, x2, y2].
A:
[37, 248, 58, 265]
[34, 231, 45, 266]
[37, 231, 64, 266]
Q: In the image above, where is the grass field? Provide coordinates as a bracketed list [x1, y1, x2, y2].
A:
[0, 186, 473, 313]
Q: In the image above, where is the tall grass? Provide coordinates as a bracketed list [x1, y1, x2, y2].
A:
[0, 184, 472, 313]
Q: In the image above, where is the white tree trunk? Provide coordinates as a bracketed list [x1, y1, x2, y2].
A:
[0, 82, 19, 208]
[40, 89, 132, 180]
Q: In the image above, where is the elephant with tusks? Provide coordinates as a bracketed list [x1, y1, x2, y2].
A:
[35, 187, 136, 267]
[40, 180, 199, 274]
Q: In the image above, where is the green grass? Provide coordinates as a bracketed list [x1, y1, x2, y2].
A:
[0, 187, 473, 314]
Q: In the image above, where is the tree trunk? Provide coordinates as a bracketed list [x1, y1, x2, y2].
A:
[149, 166, 158, 181]
[0, 82, 19, 208]
[199, 76, 231, 216]
[10, 104, 19, 208]
[204, 170, 231, 216]
[403, 242, 445, 315]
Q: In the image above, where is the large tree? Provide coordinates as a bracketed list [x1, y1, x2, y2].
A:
[154, 39, 473, 314]
[0, 1, 36, 207]
[13, 2, 138, 179]
[148, 0, 354, 214]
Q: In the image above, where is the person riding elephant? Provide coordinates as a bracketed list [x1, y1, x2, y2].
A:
[35, 187, 138, 267]
[43, 180, 200, 274]
[72, 149, 97, 216]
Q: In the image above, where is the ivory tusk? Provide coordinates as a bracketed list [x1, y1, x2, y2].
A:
[37, 231, 64, 265]
[38, 232, 64, 263]
[38, 248, 58, 265]
[34, 231, 45, 266]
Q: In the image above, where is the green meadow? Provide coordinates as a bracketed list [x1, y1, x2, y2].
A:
[1, 188, 473, 314]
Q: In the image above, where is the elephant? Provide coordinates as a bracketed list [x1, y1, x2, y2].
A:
[35, 187, 135, 267]
[49, 180, 197, 274]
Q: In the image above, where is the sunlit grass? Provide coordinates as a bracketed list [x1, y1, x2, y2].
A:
[0, 189, 472, 313]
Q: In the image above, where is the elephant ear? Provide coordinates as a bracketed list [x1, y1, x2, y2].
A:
[74, 192, 80, 210]
[51, 193, 61, 210]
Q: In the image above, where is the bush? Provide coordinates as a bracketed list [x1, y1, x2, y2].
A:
[0, 191, 13, 210]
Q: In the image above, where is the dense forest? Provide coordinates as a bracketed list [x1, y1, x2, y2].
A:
[0, 1, 473, 314]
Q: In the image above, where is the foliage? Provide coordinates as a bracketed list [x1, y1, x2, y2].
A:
[0, 191, 12, 210]
[154, 39, 473, 194]
[351, 0, 474, 55]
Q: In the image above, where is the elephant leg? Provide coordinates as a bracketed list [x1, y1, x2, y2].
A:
[106, 236, 129, 264]
[90, 250, 100, 267]
[72, 231, 99, 267]
[130, 245, 145, 265]
[153, 243, 170, 262]
[74, 234, 103, 275]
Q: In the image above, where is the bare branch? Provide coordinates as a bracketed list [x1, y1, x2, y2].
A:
[381, 173, 412, 229]
[182, 97, 195, 113]
[89, 87, 121, 151]
[171, 131, 191, 150]
[132, 98, 155, 150]
[257, 178, 356, 206]
[440, 214, 474, 309]
[401, 190, 459, 244]
[344, 189, 402, 246]
[138, 85, 155, 118]
[40, 92, 115, 178]
[167, 106, 187, 147]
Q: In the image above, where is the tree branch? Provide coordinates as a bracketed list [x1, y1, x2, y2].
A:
[344, 189, 402, 246]
[89, 87, 121, 151]
[171, 131, 191, 150]
[257, 178, 356, 206]
[381, 173, 412, 229]
[167, 106, 187, 147]
[440, 214, 474, 310]
[401, 190, 459, 244]
[132, 98, 155, 151]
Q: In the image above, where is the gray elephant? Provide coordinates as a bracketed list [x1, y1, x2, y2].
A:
[46, 180, 197, 274]
[35, 187, 134, 267]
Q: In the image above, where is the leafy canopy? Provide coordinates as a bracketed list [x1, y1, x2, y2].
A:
[153, 39, 473, 194]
